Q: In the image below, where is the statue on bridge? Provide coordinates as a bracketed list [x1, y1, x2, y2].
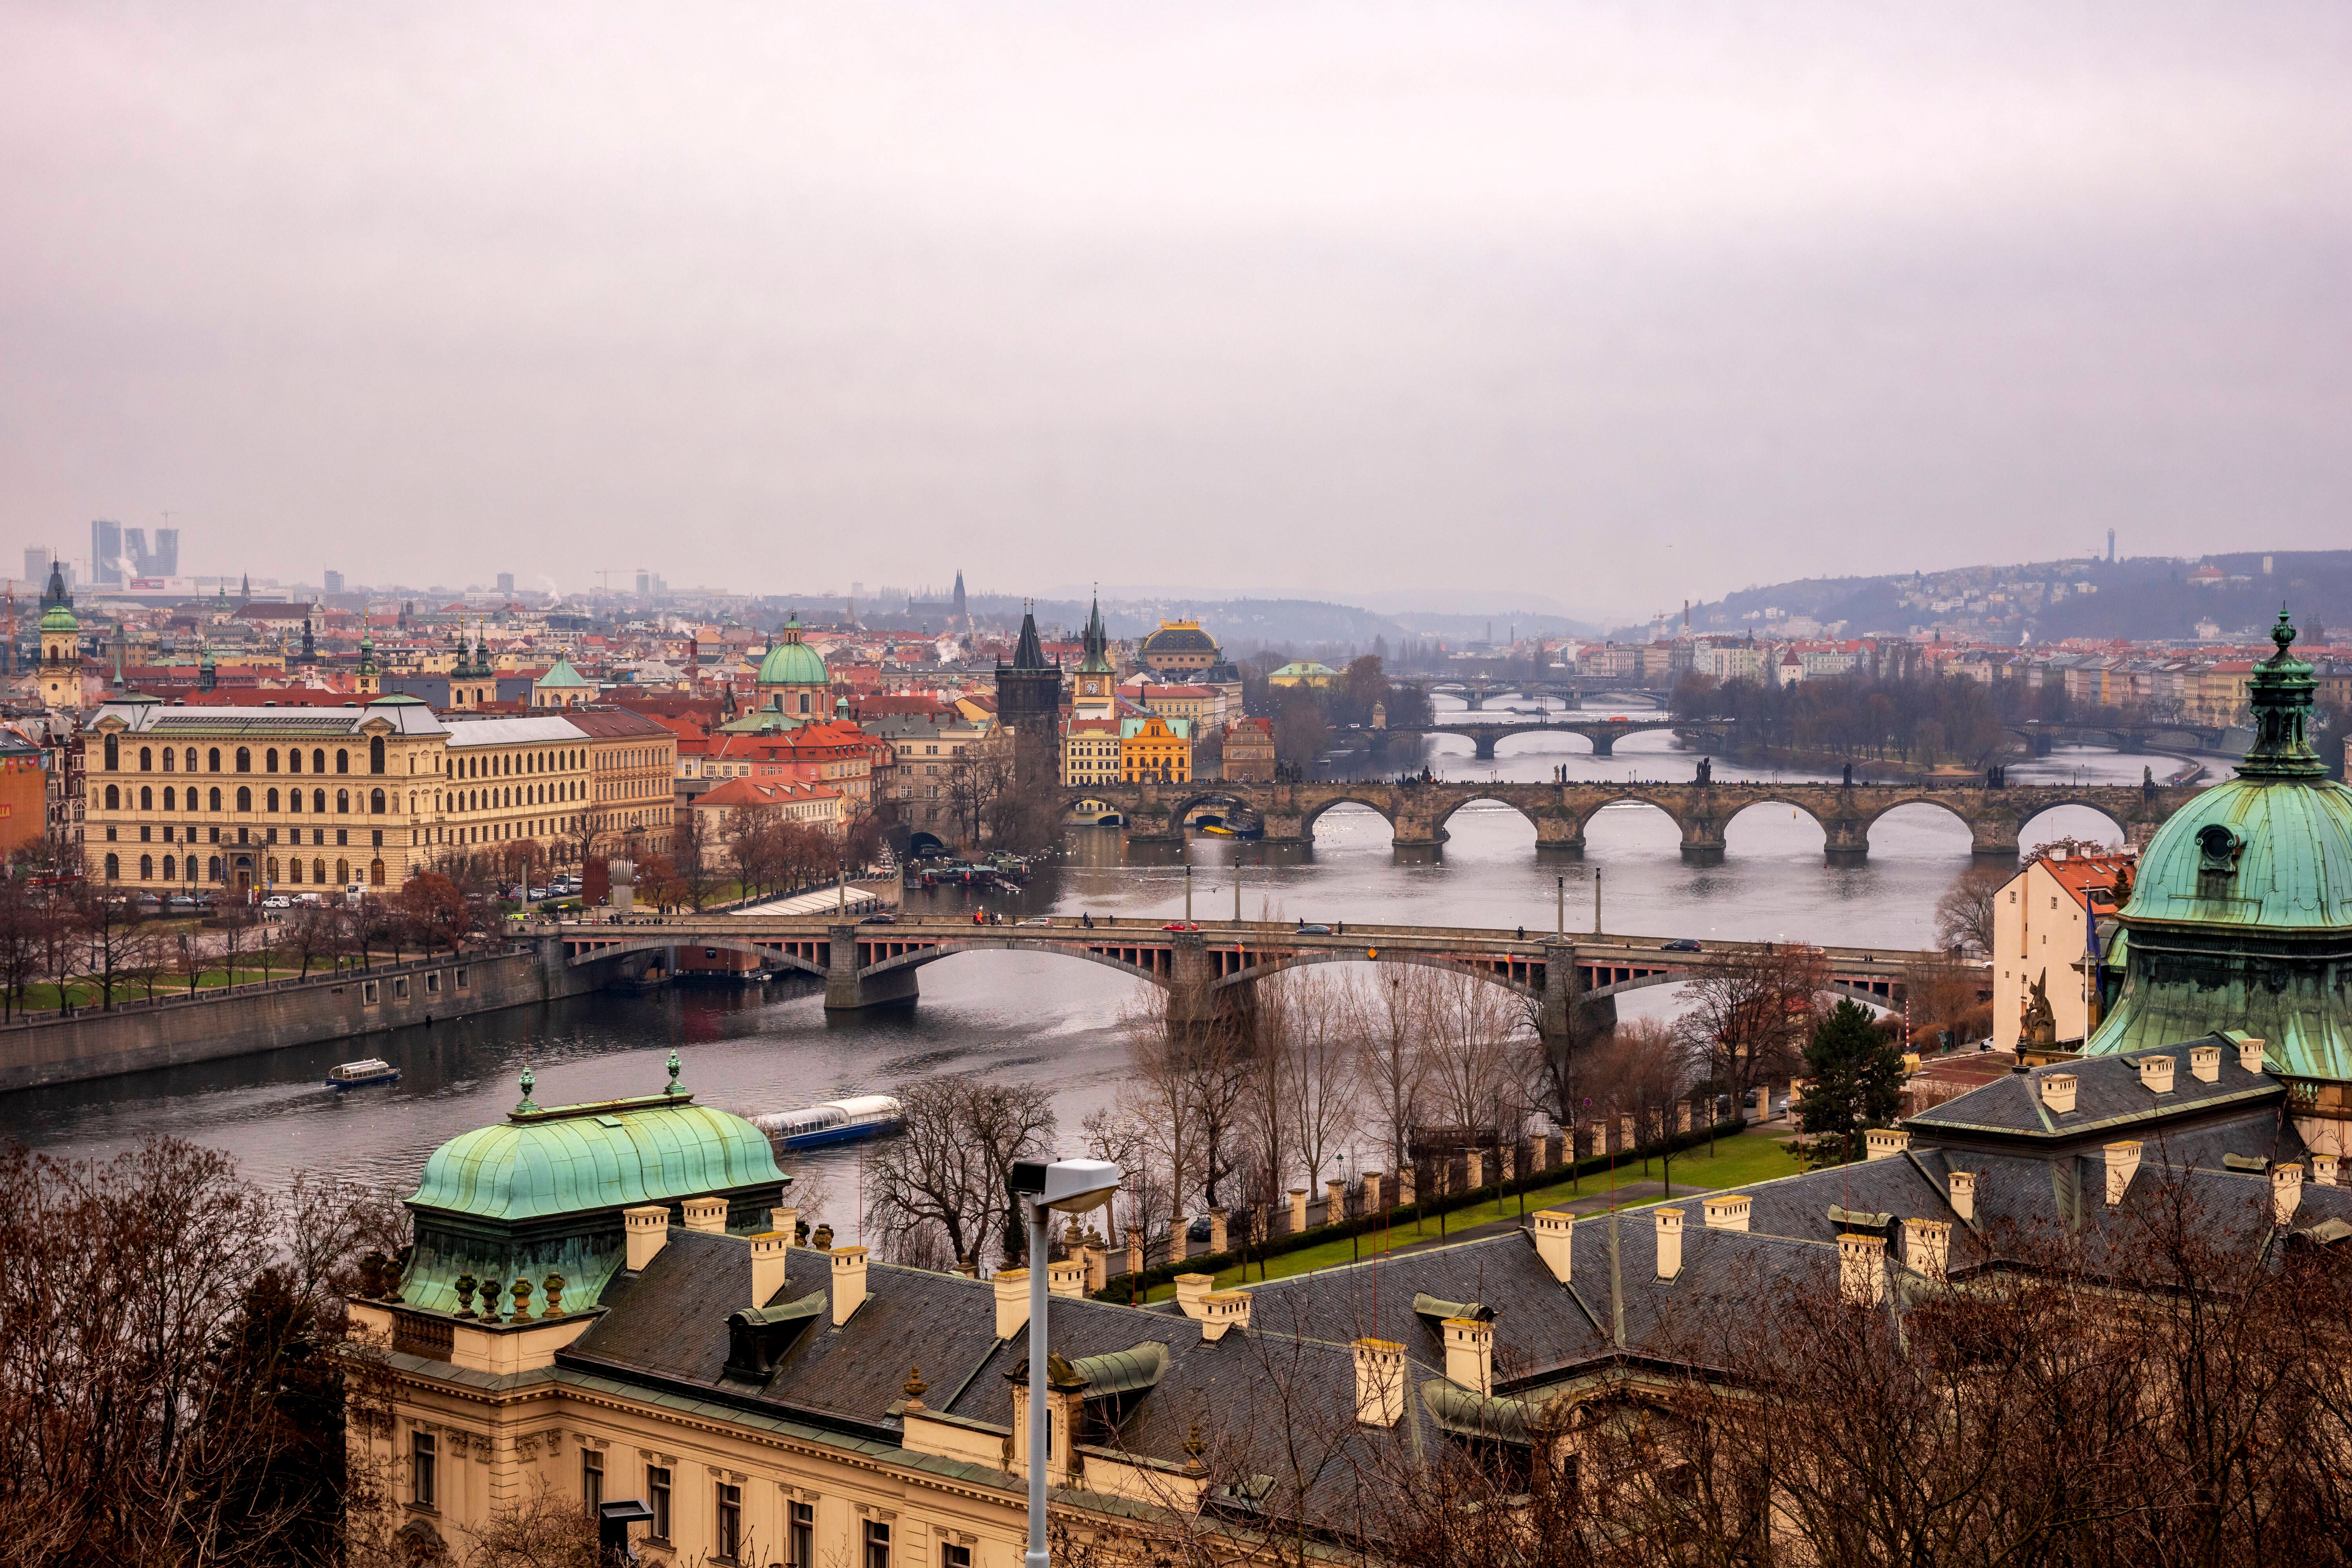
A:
[1695, 757, 1712, 786]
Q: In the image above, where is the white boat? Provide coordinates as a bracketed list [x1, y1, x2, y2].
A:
[327, 1057, 400, 1090]
[750, 1094, 904, 1149]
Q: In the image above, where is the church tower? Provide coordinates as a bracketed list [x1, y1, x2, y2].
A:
[37, 559, 79, 710]
[952, 570, 967, 630]
[753, 613, 831, 721]
[994, 601, 1063, 787]
[355, 632, 380, 697]
[1071, 593, 1116, 720]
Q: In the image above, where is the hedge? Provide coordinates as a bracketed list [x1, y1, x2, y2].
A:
[1095, 1115, 1749, 1301]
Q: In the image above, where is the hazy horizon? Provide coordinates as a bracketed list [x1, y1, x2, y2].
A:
[5, 4, 2347, 615]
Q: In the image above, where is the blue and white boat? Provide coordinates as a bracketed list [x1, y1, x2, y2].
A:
[327, 1057, 400, 1090]
[751, 1094, 903, 1149]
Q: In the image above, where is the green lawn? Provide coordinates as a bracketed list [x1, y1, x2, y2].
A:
[1138, 1129, 1811, 1297]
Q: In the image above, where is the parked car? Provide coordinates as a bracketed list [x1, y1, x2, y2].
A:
[1661, 937, 1704, 952]
[528, 887, 550, 901]
[858, 911, 897, 925]
[1297, 923, 1333, 935]
[1161, 921, 1201, 933]
[261, 895, 292, 909]
[1014, 917, 1054, 927]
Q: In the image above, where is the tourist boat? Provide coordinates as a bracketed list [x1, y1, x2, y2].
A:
[327, 1058, 400, 1090]
[751, 1094, 904, 1149]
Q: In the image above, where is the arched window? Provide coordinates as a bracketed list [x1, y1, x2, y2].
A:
[288, 788, 302, 813]
[335, 858, 349, 886]
[312, 858, 326, 884]
[289, 749, 302, 774]
[265, 749, 278, 773]
[312, 788, 326, 813]
[208, 855, 223, 883]
[161, 747, 175, 773]
[138, 854, 152, 879]
[370, 737, 385, 774]
[267, 859, 279, 884]
[162, 786, 176, 811]
[369, 859, 385, 886]
[138, 747, 152, 771]
[208, 748, 221, 773]
[138, 786, 152, 809]
[101, 784, 118, 809]
[235, 748, 250, 773]
[335, 750, 349, 774]
[370, 788, 385, 815]
[336, 789, 349, 814]
[266, 788, 279, 812]
[236, 786, 252, 812]
[312, 749, 326, 774]
[288, 859, 301, 884]
[103, 852, 119, 880]
[208, 787, 222, 812]
[162, 855, 176, 881]
[103, 734, 119, 771]
[183, 748, 197, 772]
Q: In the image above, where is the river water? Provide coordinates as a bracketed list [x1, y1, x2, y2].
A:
[0, 697, 2205, 1228]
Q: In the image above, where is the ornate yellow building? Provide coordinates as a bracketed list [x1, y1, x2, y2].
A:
[1119, 714, 1191, 783]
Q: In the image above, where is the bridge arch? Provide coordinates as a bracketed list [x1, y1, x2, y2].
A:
[564, 934, 828, 979]
[1719, 795, 1836, 835]
[1207, 946, 1540, 1002]
[1298, 793, 1400, 836]
[1577, 967, 1902, 1012]
[854, 936, 1179, 989]
[1432, 793, 1543, 837]
[2010, 798, 2136, 849]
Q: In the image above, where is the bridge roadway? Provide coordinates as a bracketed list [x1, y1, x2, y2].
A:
[555, 914, 1978, 1050]
[1370, 717, 1721, 759]
[1063, 777, 2192, 865]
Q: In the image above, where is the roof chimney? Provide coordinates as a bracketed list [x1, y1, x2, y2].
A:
[829, 1245, 868, 1326]
[2272, 1163, 2304, 1227]
[2237, 1036, 2269, 1074]
[1864, 1128, 1909, 1161]
[2038, 1072, 2078, 1115]
[1443, 1317, 1495, 1397]
[750, 1231, 790, 1307]
[1353, 1338, 1406, 1427]
[1902, 1217, 1951, 1282]
[1530, 1209, 1574, 1283]
[624, 1204, 670, 1270]
[1703, 1193, 1752, 1232]
[2313, 1154, 2340, 1188]
[1838, 1231, 1887, 1307]
[2188, 1045, 2221, 1083]
[993, 1268, 1030, 1339]
[1172, 1272, 1215, 1320]
[1654, 1207, 1684, 1281]
[2137, 1056, 2175, 1096]
[1947, 1170, 1975, 1223]
[2102, 1141, 2142, 1205]
[1047, 1258, 1087, 1299]
[1198, 1290, 1251, 1342]
[682, 1196, 729, 1234]
[769, 1203, 799, 1240]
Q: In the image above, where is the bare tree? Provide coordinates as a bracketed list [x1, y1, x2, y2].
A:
[1673, 942, 1828, 1106]
[1933, 862, 2009, 955]
[1353, 964, 1432, 1178]
[862, 1077, 1056, 1273]
[1271, 968, 1358, 1194]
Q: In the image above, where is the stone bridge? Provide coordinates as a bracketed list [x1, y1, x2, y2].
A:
[1069, 777, 2194, 865]
[553, 916, 1964, 1053]
[1374, 717, 1722, 759]
[1400, 675, 1673, 711]
[2006, 720, 2236, 758]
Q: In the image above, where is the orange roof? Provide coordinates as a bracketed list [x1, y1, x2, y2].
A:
[696, 777, 842, 809]
[2037, 852, 2136, 916]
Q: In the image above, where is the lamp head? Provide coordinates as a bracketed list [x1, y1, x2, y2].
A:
[1010, 1158, 1123, 1214]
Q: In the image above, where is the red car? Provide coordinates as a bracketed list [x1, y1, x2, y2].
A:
[1161, 921, 1201, 932]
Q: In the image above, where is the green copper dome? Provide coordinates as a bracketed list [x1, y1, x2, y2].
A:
[757, 615, 829, 687]
[410, 1091, 786, 1223]
[2083, 610, 2352, 1079]
[39, 604, 76, 633]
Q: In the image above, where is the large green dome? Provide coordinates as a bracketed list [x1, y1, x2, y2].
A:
[410, 1087, 785, 1223]
[39, 604, 76, 633]
[2083, 609, 2352, 1082]
[757, 615, 829, 687]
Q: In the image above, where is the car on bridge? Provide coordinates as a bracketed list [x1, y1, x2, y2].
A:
[859, 911, 897, 925]
[1661, 937, 1704, 952]
[1162, 920, 1201, 932]
[1297, 923, 1333, 935]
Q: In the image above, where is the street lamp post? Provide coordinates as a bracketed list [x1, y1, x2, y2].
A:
[1006, 1157, 1122, 1568]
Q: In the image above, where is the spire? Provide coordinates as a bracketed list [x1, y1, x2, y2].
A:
[1011, 600, 1045, 671]
[2236, 606, 2325, 781]
[301, 617, 315, 663]
[1078, 590, 1113, 674]
[239, 572, 249, 603]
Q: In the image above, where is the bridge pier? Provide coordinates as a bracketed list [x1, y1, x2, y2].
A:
[1969, 819, 2021, 862]
[824, 923, 919, 1015]
[1391, 814, 1448, 858]
[1588, 733, 1615, 757]
[1261, 811, 1308, 847]
[1824, 820, 1870, 867]
[1471, 734, 1500, 760]
[1679, 817, 1726, 866]
[1534, 818, 1585, 860]
[1170, 934, 1257, 1047]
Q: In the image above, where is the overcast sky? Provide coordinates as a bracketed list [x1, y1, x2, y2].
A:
[3, 3, 2347, 618]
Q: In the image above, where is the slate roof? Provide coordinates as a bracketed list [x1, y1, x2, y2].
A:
[1906, 1035, 2282, 1146]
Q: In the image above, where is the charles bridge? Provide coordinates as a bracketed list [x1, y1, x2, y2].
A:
[557, 915, 1969, 1053]
[1065, 776, 2194, 865]
[1369, 716, 1718, 759]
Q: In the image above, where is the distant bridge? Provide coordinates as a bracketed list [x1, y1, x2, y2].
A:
[1397, 675, 1672, 712]
[1066, 776, 2194, 865]
[1373, 716, 1723, 759]
[2005, 720, 2238, 758]
[554, 915, 1971, 1049]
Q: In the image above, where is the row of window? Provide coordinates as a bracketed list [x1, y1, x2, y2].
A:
[101, 783, 392, 814]
[103, 851, 381, 886]
[103, 737, 382, 775]
[563, 1448, 947, 1568]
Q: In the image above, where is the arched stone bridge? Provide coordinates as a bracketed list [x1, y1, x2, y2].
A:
[552, 916, 1959, 1053]
[1373, 717, 1724, 759]
[1069, 777, 2195, 864]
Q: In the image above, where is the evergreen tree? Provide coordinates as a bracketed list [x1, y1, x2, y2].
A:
[1797, 999, 1907, 1166]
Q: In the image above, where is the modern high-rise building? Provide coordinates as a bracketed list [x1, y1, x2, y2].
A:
[23, 547, 51, 588]
[323, 570, 346, 596]
[90, 520, 124, 587]
[635, 570, 651, 596]
[123, 526, 179, 577]
[495, 572, 515, 594]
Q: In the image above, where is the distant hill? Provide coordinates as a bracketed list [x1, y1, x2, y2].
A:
[1610, 550, 2352, 645]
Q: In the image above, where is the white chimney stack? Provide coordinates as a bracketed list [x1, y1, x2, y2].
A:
[2188, 1045, 2221, 1083]
[830, 1246, 869, 1326]
[1443, 1317, 1494, 1397]
[2237, 1036, 2269, 1074]
[1530, 1210, 1575, 1283]
[1654, 1207, 1684, 1281]
[2313, 1154, 2341, 1188]
[682, 1196, 729, 1234]
[624, 1204, 671, 1270]
[770, 1204, 799, 1240]
[1199, 1290, 1251, 1342]
[2102, 1141, 2143, 1205]
[1947, 1170, 1976, 1224]
[2038, 1072, 2079, 1115]
[1047, 1258, 1087, 1299]
[1838, 1232, 1887, 1307]
[1902, 1217, 1951, 1282]
[750, 1231, 791, 1308]
[1353, 1338, 1406, 1427]
[993, 1269, 1030, 1339]
[1172, 1272, 1214, 1320]
[2272, 1163, 2304, 1227]
[2137, 1056, 2175, 1095]
[1864, 1128, 1909, 1161]
[1703, 1193, 1752, 1232]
